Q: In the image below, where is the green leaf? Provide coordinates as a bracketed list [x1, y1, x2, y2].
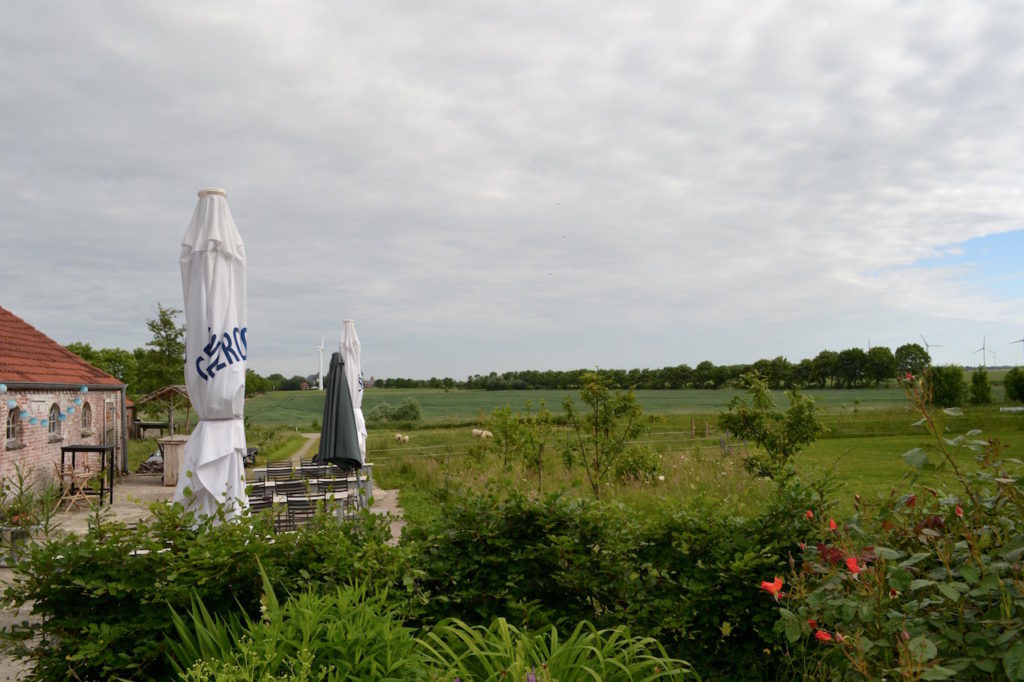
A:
[888, 568, 913, 592]
[875, 546, 902, 561]
[937, 583, 960, 602]
[908, 636, 938, 662]
[903, 448, 930, 470]
[910, 579, 936, 591]
[921, 666, 957, 680]
[1004, 640, 1024, 680]
[958, 564, 980, 585]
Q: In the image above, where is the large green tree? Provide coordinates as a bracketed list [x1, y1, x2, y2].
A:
[865, 346, 897, 386]
[894, 343, 931, 377]
[65, 342, 138, 386]
[135, 304, 186, 394]
[834, 348, 868, 388]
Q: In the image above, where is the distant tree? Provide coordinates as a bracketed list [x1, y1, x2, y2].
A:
[692, 361, 716, 389]
[245, 369, 271, 397]
[718, 372, 823, 479]
[865, 346, 897, 386]
[134, 304, 185, 394]
[65, 342, 138, 386]
[562, 372, 645, 499]
[925, 365, 967, 407]
[969, 369, 993, 405]
[834, 348, 868, 388]
[277, 375, 308, 391]
[811, 350, 838, 388]
[1005, 367, 1024, 403]
[895, 343, 931, 377]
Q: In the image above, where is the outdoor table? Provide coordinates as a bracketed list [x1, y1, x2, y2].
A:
[60, 444, 115, 506]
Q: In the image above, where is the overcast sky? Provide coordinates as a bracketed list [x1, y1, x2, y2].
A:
[3, 1, 1024, 381]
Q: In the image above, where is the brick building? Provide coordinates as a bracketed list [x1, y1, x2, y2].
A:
[0, 307, 127, 481]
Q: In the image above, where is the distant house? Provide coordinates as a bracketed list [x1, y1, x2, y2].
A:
[0, 306, 127, 481]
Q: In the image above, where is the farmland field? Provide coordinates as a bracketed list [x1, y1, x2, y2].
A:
[245, 385, 927, 427]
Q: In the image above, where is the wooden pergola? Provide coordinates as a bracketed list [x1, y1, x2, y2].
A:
[133, 385, 193, 437]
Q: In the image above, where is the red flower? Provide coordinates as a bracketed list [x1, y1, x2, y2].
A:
[814, 630, 833, 642]
[845, 556, 861, 576]
[906, 495, 916, 508]
[905, 372, 913, 381]
[889, 588, 899, 598]
[955, 505, 963, 518]
[760, 576, 783, 600]
[807, 618, 817, 628]
[829, 518, 837, 532]
[805, 510, 814, 520]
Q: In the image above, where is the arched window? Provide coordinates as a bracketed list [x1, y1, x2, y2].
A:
[82, 402, 92, 429]
[5, 410, 18, 442]
[49, 403, 61, 436]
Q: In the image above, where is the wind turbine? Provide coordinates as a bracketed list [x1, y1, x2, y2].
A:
[920, 334, 942, 354]
[1012, 336, 1024, 361]
[975, 336, 996, 368]
[315, 337, 324, 390]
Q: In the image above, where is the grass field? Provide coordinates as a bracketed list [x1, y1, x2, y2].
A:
[244, 386, 932, 428]
[239, 386, 1024, 517]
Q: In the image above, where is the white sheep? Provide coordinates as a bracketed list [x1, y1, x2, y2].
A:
[472, 428, 483, 438]
[394, 433, 403, 443]
[402, 435, 410, 443]
[480, 429, 493, 440]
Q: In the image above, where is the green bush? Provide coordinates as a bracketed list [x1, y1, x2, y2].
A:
[970, 368, 993, 405]
[924, 365, 966, 407]
[0, 505, 411, 681]
[170, 571, 426, 681]
[773, 376, 1024, 680]
[419, 617, 697, 680]
[1005, 367, 1024, 403]
[403, 484, 820, 679]
[613, 444, 662, 483]
[365, 398, 422, 424]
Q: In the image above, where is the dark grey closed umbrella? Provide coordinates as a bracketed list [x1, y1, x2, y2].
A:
[319, 352, 362, 470]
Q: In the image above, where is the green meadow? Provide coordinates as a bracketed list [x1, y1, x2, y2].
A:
[242, 386, 1024, 513]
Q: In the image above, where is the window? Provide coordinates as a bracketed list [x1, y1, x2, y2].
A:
[48, 403, 61, 439]
[81, 402, 92, 429]
[5, 410, 18, 441]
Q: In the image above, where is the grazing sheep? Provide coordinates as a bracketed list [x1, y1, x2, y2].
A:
[402, 435, 410, 443]
[480, 429, 493, 439]
[472, 428, 483, 438]
[394, 433, 403, 443]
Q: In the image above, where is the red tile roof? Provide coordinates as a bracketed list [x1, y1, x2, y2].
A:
[0, 307, 123, 387]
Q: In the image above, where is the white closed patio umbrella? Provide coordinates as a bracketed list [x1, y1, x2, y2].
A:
[173, 188, 248, 522]
[341, 319, 366, 463]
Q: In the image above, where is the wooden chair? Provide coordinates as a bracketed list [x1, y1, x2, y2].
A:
[54, 462, 92, 511]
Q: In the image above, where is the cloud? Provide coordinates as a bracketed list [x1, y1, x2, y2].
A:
[3, 1, 1024, 380]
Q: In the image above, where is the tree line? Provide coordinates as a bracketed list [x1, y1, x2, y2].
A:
[378, 344, 934, 391]
[66, 307, 1022, 403]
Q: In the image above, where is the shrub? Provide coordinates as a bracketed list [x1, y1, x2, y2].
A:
[718, 372, 823, 478]
[418, 617, 697, 681]
[771, 375, 1024, 680]
[613, 444, 661, 483]
[169, 570, 426, 681]
[561, 372, 646, 498]
[365, 398, 422, 424]
[924, 365, 966, 407]
[969, 368, 993, 405]
[0, 505, 411, 681]
[1005, 367, 1024, 403]
[404, 484, 822, 679]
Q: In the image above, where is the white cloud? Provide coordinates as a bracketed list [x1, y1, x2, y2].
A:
[3, 1, 1024, 380]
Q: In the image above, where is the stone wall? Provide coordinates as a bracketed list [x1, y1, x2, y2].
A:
[1, 388, 123, 482]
